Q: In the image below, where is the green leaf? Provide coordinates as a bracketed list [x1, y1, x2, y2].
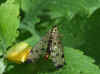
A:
[58, 13, 87, 48]
[19, 18, 40, 46]
[0, 0, 20, 73]
[0, 0, 20, 49]
[39, 47, 100, 74]
[81, 8, 100, 64]
[5, 47, 100, 74]
[48, 0, 100, 18]
[21, 0, 100, 19]
[19, 0, 100, 48]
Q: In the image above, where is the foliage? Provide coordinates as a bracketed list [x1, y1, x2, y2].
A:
[5, 47, 100, 74]
[0, 0, 100, 74]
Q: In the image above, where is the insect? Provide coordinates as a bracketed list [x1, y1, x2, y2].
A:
[6, 25, 65, 69]
[45, 25, 65, 69]
[27, 25, 65, 69]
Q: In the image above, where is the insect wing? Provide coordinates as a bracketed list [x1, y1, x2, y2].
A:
[27, 31, 50, 62]
[48, 26, 65, 69]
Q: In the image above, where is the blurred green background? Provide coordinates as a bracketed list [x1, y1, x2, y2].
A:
[1, 0, 100, 74]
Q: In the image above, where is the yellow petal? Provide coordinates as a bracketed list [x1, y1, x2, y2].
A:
[6, 42, 32, 63]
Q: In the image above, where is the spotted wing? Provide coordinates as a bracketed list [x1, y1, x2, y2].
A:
[27, 31, 50, 62]
[47, 26, 65, 69]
